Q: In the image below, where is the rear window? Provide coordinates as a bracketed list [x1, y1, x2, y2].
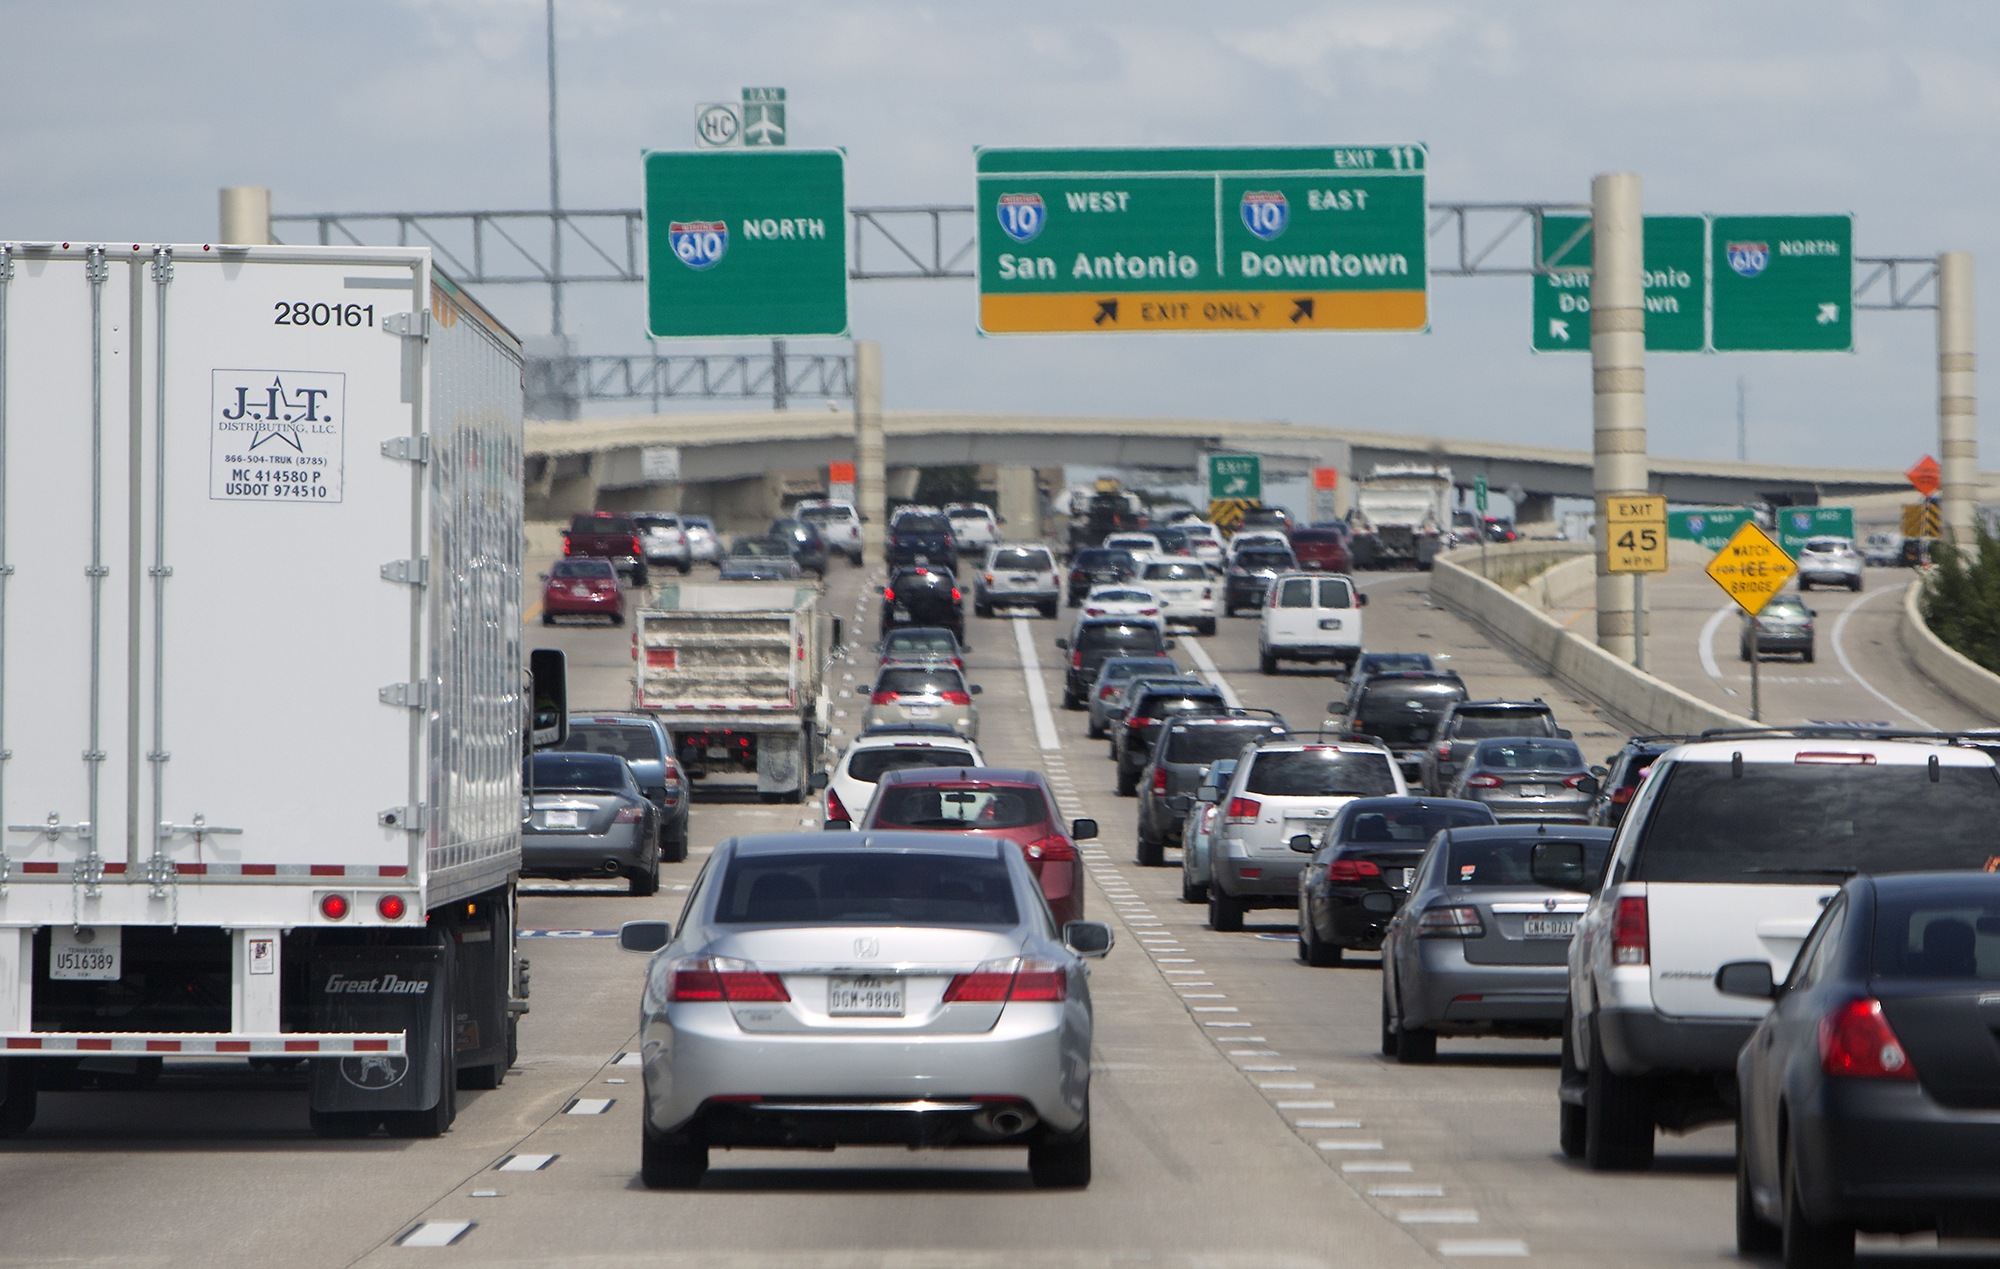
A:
[1144, 563, 1206, 581]
[571, 516, 637, 535]
[796, 506, 850, 524]
[845, 746, 977, 783]
[1473, 740, 1583, 770]
[714, 852, 1019, 927]
[1358, 682, 1467, 722]
[1451, 708, 1557, 740]
[1136, 692, 1225, 719]
[884, 630, 958, 655]
[551, 559, 616, 579]
[1074, 550, 1136, 571]
[876, 668, 966, 696]
[1340, 803, 1494, 844]
[1275, 577, 1354, 608]
[1078, 624, 1165, 653]
[1167, 723, 1286, 764]
[1448, 836, 1610, 887]
[1245, 750, 1397, 798]
[894, 516, 951, 535]
[1291, 529, 1346, 544]
[870, 785, 1048, 831]
[1101, 659, 1178, 683]
[992, 548, 1052, 571]
[1633, 762, 2000, 884]
[633, 515, 678, 530]
[732, 538, 791, 557]
[527, 752, 630, 791]
[560, 724, 663, 763]
[1359, 653, 1433, 675]
[1874, 892, 2000, 980]
[1237, 551, 1294, 571]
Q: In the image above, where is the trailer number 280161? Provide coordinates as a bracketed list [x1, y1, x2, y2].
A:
[275, 302, 374, 328]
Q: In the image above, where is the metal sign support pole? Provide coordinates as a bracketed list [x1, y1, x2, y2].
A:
[1633, 574, 1646, 672]
[1750, 635, 1761, 722]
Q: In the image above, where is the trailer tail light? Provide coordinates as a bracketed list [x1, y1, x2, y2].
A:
[1326, 859, 1381, 883]
[668, 956, 791, 1003]
[1820, 998, 1916, 1080]
[1152, 767, 1168, 795]
[1416, 905, 1484, 938]
[1613, 896, 1649, 965]
[376, 894, 407, 921]
[1226, 796, 1261, 823]
[319, 893, 351, 921]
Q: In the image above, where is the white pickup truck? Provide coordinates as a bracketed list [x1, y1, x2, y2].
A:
[946, 503, 1002, 556]
[1258, 572, 1366, 675]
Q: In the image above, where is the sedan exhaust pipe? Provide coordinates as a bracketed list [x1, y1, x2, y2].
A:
[971, 1105, 1037, 1137]
[603, 859, 624, 874]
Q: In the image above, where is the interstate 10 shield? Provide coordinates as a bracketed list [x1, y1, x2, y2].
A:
[1240, 191, 1288, 241]
[996, 193, 1045, 244]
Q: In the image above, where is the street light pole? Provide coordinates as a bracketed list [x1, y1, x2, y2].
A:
[546, 0, 564, 337]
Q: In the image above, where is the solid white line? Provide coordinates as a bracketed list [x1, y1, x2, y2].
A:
[1831, 583, 1936, 729]
[1181, 636, 1242, 707]
[1698, 603, 1733, 682]
[1012, 616, 1063, 751]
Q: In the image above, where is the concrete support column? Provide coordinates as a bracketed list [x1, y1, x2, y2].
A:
[219, 186, 272, 245]
[544, 453, 601, 519]
[996, 466, 1038, 543]
[1590, 173, 1647, 662]
[854, 341, 885, 566]
[1938, 251, 1978, 545]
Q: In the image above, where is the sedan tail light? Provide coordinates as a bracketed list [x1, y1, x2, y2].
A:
[882, 588, 895, 604]
[1435, 742, 1453, 758]
[1466, 774, 1503, 788]
[669, 956, 792, 1003]
[615, 804, 645, 822]
[1071, 650, 1083, 668]
[1127, 716, 1149, 729]
[944, 957, 1067, 1003]
[1820, 998, 1917, 1080]
[1097, 685, 1120, 700]
[1326, 859, 1381, 883]
[630, 536, 644, 557]
[1562, 774, 1592, 789]
[1151, 767, 1168, 795]
[1226, 796, 1261, 823]
[1416, 905, 1485, 938]
[1613, 896, 1649, 965]
[1024, 836, 1076, 862]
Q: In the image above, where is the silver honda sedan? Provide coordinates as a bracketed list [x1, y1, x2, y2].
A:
[619, 831, 1112, 1189]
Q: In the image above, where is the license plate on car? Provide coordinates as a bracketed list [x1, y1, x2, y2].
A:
[542, 809, 579, 828]
[1524, 916, 1577, 938]
[1401, 868, 1416, 889]
[1516, 784, 1547, 797]
[908, 705, 935, 717]
[828, 976, 904, 1017]
[50, 926, 120, 981]
[1009, 577, 1031, 586]
[1318, 618, 1343, 630]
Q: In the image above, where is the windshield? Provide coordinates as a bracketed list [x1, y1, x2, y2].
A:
[1144, 563, 1206, 581]
[571, 516, 636, 536]
[1451, 709, 1557, 740]
[713, 852, 1019, 927]
[527, 752, 631, 792]
[870, 785, 1048, 831]
[1874, 890, 2000, 980]
[1472, 740, 1584, 770]
[1077, 624, 1165, 653]
[1237, 551, 1294, 571]
[560, 724, 662, 763]
[992, 549, 1052, 570]
[1448, 836, 1609, 886]
[1359, 682, 1467, 722]
[732, 538, 790, 557]
[1245, 750, 1397, 798]
[876, 668, 967, 696]
[845, 746, 977, 783]
[1633, 762, 2000, 883]
[1340, 803, 1494, 844]
[1136, 692, 1225, 719]
[1167, 724, 1285, 764]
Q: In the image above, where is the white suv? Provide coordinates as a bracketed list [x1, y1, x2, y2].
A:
[821, 727, 984, 826]
[974, 543, 1059, 618]
[1259, 572, 1365, 676]
[795, 500, 864, 566]
[1207, 740, 1406, 931]
[1137, 561, 1217, 635]
[1561, 731, 2000, 1171]
[946, 503, 1001, 556]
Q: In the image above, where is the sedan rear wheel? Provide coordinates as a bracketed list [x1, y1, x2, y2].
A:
[1208, 890, 1244, 932]
[641, 1127, 708, 1189]
[1028, 1124, 1091, 1188]
[1781, 1138, 1852, 1268]
[1299, 904, 1342, 967]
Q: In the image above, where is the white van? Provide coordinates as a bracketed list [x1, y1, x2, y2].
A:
[1258, 572, 1365, 675]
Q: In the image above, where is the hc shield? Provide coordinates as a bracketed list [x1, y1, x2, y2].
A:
[996, 193, 1045, 244]
[669, 221, 728, 271]
[1726, 241, 1769, 278]
[1241, 191, 1288, 242]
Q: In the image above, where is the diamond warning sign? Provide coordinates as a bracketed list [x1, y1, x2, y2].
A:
[1704, 520, 1797, 615]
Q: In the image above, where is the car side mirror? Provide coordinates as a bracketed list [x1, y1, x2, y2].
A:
[1529, 840, 1588, 891]
[1326, 700, 1348, 714]
[809, 771, 829, 791]
[618, 920, 672, 954]
[1070, 818, 1098, 841]
[1574, 775, 1600, 796]
[960, 646, 973, 653]
[1288, 834, 1317, 854]
[1589, 765, 1609, 779]
[859, 515, 870, 523]
[1715, 960, 1777, 1000]
[1557, 728, 1573, 740]
[538, 573, 549, 581]
[1063, 920, 1114, 958]
[823, 818, 853, 831]
[1163, 639, 1177, 650]
[969, 684, 983, 695]
[1195, 787, 1218, 804]
[1054, 638, 1069, 650]
[1358, 593, 1369, 606]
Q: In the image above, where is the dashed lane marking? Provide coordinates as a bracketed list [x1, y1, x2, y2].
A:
[1344, 1162, 1413, 1173]
[563, 1098, 615, 1115]
[495, 1154, 558, 1172]
[1317, 1139, 1384, 1151]
[1372, 1185, 1445, 1198]
[398, 1222, 475, 1248]
[1400, 1211, 1480, 1225]
[1437, 1240, 1528, 1258]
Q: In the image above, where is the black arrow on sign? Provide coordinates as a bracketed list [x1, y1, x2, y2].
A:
[1290, 298, 1315, 324]
[1094, 299, 1119, 326]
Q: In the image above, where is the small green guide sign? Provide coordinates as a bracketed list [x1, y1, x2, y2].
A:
[643, 149, 848, 339]
[1668, 508, 1754, 550]
[1208, 454, 1262, 501]
[1774, 506, 1855, 558]
[1710, 215, 1853, 352]
[1532, 215, 1706, 353]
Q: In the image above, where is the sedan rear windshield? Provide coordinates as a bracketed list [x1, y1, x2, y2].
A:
[875, 668, 967, 696]
[1874, 893, 2000, 980]
[870, 785, 1047, 831]
[1358, 682, 1467, 722]
[714, 852, 1019, 927]
[883, 630, 958, 655]
[1246, 751, 1397, 798]
[1291, 529, 1347, 544]
[1451, 709, 1557, 740]
[551, 560, 616, 579]
[1073, 550, 1136, 571]
[1077, 624, 1165, 653]
[732, 538, 791, 557]
[1143, 563, 1207, 581]
[1633, 763, 2000, 884]
[1341, 804, 1493, 844]
[1136, 692, 1226, 719]
[526, 753, 631, 792]
[894, 516, 951, 535]
[1167, 723, 1286, 764]
[561, 724, 663, 763]
[1102, 659, 1179, 683]
[992, 549, 1053, 570]
[846, 746, 977, 783]
[1472, 740, 1584, 770]
[1448, 837, 1610, 887]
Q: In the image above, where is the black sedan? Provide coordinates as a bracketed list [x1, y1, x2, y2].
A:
[1731, 871, 2000, 1267]
[1294, 796, 1494, 966]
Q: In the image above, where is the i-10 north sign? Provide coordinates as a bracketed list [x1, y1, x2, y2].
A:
[1532, 216, 1706, 353]
[643, 149, 848, 339]
[976, 146, 1428, 334]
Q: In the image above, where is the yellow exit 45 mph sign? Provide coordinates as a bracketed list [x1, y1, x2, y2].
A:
[1603, 495, 1667, 575]
[1705, 520, 1797, 615]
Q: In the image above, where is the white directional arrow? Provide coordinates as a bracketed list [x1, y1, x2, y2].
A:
[1817, 303, 1840, 325]
[1548, 318, 1570, 342]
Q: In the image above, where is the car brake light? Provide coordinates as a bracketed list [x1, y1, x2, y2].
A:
[1202, 587, 1212, 599]
[1072, 650, 1083, 668]
[1819, 998, 1916, 1080]
[882, 588, 894, 603]
[1466, 774, 1503, 788]
[1610, 785, 1634, 805]
[1613, 896, 1649, 965]
[943, 957, 1067, 1003]
[630, 536, 643, 556]
[1435, 742, 1452, 757]
[941, 691, 971, 705]
[1140, 607, 1158, 615]
[615, 804, 645, 822]
[1151, 767, 1168, 794]
[1563, 774, 1592, 789]
[669, 956, 791, 1003]
[951, 588, 961, 602]
[871, 691, 897, 704]
[1327, 859, 1382, 883]
[1085, 607, 1104, 616]
[1416, 905, 1484, 938]
[1795, 751, 1876, 765]
[1127, 716, 1148, 728]
[1227, 796, 1260, 822]
[825, 787, 850, 820]
[1024, 836, 1077, 862]
[1098, 686, 1119, 699]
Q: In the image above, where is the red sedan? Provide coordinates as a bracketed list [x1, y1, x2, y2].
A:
[857, 767, 1093, 928]
[542, 558, 625, 625]
[1289, 526, 1353, 574]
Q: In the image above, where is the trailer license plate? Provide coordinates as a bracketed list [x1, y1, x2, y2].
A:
[828, 976, 903, 1017]
[706, 746, 728, 758]
[50, 926, 120, 981]
[543, 810, 579, 829]
[1524, 916, 1576, 939]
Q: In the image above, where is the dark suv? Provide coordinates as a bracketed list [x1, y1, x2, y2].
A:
[1065, 549, 1139, 605]
[1586, 735, 1684, 828]
[1111, 681, 1229, 797]
[1135, 714, 1288, 865]
[881, 567, 963, 640]
[1056, 619, 1173, 709]
[766, 518, 829, 577]
[1333, 671, 1468, 784]
[887, 511, 958, 575]
[1419, 700, 1569, 795]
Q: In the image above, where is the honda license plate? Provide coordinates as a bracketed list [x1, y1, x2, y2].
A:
[1523, 916, 1577, 939]
[828, 976, 904, 1017]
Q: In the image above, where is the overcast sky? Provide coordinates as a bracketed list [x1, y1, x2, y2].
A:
[6, 1, 1996, 471]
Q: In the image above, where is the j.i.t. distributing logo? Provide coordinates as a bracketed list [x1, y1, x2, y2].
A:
[210, 369, 345, 504]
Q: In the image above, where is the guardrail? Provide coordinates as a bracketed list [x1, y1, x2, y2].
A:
[1897, 577, 2000, 724]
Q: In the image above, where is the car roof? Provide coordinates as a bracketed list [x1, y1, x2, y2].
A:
[1361, 671, 1464, 687]
[848, 731, 979, 750]
[729, 830, 1005, 859]
[1665, 737, 1997, 767]
[1441, 823, 1616, 842]
[571, 712, 664, 728]
[1337, 795, 1489, 814]
[1131, 680, 1224, 697]
[1867, 870, 2000, 898]
[1451, 699, 1551, 711]
[875, 766, 1047, 788]
[859, 722, 964, 737]
[884, 626, 960, 640]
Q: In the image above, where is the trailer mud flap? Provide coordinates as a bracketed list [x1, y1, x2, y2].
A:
[756, 730, 803, 796]
[308, 940, 452, 1114]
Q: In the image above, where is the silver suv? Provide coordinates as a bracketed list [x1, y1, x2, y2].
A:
[1207, 740, 1406, 931]
[974, 543, 1060, 619]
[1561, 729, 2000, 1171]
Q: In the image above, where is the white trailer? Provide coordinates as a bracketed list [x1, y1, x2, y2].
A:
[0, 243, 546, 1139]
[1348, 463, 1453, 570]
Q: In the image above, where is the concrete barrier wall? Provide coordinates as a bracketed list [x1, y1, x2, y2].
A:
[1516, 553, 1595, 612]
[1897, 577, 2000, 725]
[1430, 552, 1758, 735]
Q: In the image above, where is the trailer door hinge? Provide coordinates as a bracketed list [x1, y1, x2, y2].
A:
[382, 310, 430, 340]
[378, 805, 426, 831]
[381, 557, 429, 585]
[379, 682, 428, 708]
[381, 435, 431, 463]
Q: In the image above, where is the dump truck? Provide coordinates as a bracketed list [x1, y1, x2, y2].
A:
[1348, 463, 1453, 570]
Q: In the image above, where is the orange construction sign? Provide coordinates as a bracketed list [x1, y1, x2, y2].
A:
[1907, 455, 1942, 497]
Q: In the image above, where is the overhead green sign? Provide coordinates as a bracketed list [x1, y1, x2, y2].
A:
[1774, 506, 1856, 557]
[1668, 508, 1754, 550]
[643, 149, 847, 338]
[975, 146, 1428, 334]
[1710, 215, 1853, 352]
[1208, 454, 1262, 501]
[1532, 215, 1707, 353]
